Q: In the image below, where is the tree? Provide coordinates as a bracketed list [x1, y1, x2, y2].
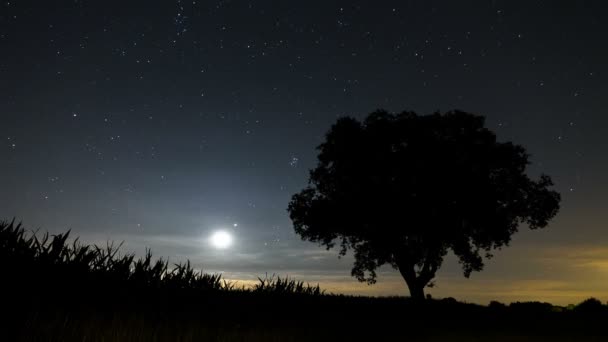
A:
[288, 110, 560, 300]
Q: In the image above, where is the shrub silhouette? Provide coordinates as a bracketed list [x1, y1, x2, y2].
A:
[574, 297, 605, 315]
[488, 300, 507, 310]
[288, 110, 561, 300]
[509, 301, 554, 314]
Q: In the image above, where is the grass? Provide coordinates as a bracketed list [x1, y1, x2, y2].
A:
[0, 220, 323, 295]
[1, 219, 608, 341]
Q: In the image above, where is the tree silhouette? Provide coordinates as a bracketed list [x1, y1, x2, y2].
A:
[288, 110, 561, 300]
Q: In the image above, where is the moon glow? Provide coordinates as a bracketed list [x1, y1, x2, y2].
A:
[210, 230, 233, 249]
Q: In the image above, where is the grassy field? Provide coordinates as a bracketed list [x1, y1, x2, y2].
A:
[1, 220, 607, 341]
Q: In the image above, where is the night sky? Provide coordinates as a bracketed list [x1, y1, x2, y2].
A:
[1, 1, 607, 305]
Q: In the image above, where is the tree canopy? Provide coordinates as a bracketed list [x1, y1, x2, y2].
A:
[288, 110, 561, 300]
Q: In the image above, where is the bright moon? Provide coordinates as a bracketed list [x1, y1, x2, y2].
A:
[210, 230, 233, 249]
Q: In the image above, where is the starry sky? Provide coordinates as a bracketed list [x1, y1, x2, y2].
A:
[1, 0, 608, 305]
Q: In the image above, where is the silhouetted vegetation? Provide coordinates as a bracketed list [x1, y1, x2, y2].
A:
[575, 297, 606, 315]
[0, 219, 227, 293]
[254, 274, 323, 295]
[1, 220, 608, 341]
[0, 219, 322, 296]
[289, 110, 561, 300]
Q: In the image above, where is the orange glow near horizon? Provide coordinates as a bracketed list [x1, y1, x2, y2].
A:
[221, 244, 608, 306]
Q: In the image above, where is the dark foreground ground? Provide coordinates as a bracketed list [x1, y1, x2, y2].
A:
[4, 287, 608, 341]
[1, 220, 607, 341]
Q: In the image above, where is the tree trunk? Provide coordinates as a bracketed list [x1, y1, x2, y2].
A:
[406, 280, 425, 301]
[397, 261, 427, 301]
